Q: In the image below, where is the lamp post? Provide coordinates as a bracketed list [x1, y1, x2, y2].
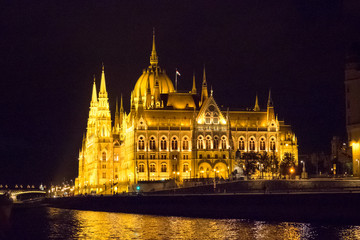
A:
[300, 160, 307, 179]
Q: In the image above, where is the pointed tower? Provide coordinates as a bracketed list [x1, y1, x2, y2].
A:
[253, 93, 260, 111]
[267, 89, 275, 122]
[97, 64, 112, 138]
[119, 93, 124, 128]
[200, 65, 208, 106]
[149, 28, 158, 66]
[191, 72, 197, 94]
[87, 76, 98, 137]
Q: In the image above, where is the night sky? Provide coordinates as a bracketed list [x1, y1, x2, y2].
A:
[1, 0, 359, 185]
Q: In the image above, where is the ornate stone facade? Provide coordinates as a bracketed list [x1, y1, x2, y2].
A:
[75, 33, 298, 194]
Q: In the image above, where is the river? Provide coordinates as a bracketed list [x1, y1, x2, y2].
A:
[3, 207, 360, 239]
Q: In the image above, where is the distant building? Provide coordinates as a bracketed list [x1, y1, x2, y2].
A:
[75, 33, 298, 194]
[345, 48, 360, 176]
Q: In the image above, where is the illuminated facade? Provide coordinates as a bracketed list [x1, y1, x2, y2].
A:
[75, 33, 298, 194]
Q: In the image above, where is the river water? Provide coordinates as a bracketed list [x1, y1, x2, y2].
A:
[3, 207, 360, 239]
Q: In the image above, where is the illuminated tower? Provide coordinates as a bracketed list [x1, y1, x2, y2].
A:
[345, 51, 360, 176]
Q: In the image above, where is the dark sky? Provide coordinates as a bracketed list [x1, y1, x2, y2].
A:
[1, 0, 359, 184]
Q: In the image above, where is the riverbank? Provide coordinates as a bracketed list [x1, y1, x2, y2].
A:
[48, 191, 360, 224]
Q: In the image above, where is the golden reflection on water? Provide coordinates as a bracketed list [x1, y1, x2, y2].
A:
[47, 208, 320, 240]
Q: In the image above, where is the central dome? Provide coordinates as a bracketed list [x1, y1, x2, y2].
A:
[132, 31, 174, 101]
[133, 65, 174, 98]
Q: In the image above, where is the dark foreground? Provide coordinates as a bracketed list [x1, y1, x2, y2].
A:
[5, 207, 360, 240]
[48, 192, 360, 224]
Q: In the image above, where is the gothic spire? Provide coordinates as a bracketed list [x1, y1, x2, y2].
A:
[267, 89, 273, 107]
[150, 28, 158, 66]
[91, 75, 97, 103]
[254, 93, 260, 111]
[191, 72, 197, 94]
[99, 63, 107, 96]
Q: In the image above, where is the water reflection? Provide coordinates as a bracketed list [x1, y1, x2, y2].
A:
[46, 208, 321, 240]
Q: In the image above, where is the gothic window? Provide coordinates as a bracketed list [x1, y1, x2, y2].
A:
[171, 137, 178, 151]
[114, 153, 119, 161]
[260, 137, 265, 151]
[149, 163, 156, 172]
[149, 136, 156, 150]
[161, 154, 167, 159]
[198, 136, 204, 149]
[270, 138, 276, 151]
[139, 154, 145, 159]
[249, 137, 255, 151]
[102, 152, 106, 161]
[161, 163, 167, 172]
[138, 164, 145, 173]
[115, 167, 118, 172]
[160, 137, 167, 150]
[115, 175, 118, 179]
[138, 136, 145, 150]
[183, 163, 189, 172]
[239, 137, 245, 150]
[102, 172, 106, 178]
[206, 136, 212, 149]
[214, 136, 219, 149]
[183, 137, 189, 150]
[183, 154, 189, 159]
[221, 136, 227, 149]
[150, 154, 155, 159]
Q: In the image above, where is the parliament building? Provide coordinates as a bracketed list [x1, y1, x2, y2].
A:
[75, 33, 298, 194]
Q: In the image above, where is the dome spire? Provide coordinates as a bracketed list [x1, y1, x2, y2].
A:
[150, 28, 158, 66]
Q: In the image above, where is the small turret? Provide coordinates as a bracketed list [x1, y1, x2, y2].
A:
[253, 93, 260, 111]
[267, 89, 275, 122]
[200, 65, 208, 106]
[191, 72, 197, 94]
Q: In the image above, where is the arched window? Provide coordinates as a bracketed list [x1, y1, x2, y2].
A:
[171, 137, 178, 151]
[138, 136, 145, 150]
[150, 163, 156, 172]
[239, 137, 245, 150]
[102, 152, 106, 161]
[138, 163, 145, 173]
[205, 112, 211, 124]
[161, 163, 167, 172]
[214, 136, 219, 149]
[206, 136, 212, 149]
[149, 136, 156, 150]
[183, 137, 189, 150]
[249, 137, 255, 151]
[200, 167, 204, 178]
[198, 136, 204, 149]
[221, 136, 227, 150]
[213, 112, 219, 124]
[270, 138, 276, 151]
[260, 137, 265, 151]
[183, 163, 189, 172]
[160, 137, 167, 150]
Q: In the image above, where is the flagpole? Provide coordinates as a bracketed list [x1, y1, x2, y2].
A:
[175, 68, 178, 92]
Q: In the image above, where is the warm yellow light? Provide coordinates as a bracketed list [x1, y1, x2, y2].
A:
[289, 167, 295, 173]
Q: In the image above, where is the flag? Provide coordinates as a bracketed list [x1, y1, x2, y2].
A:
[176, 70, 181, 76]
